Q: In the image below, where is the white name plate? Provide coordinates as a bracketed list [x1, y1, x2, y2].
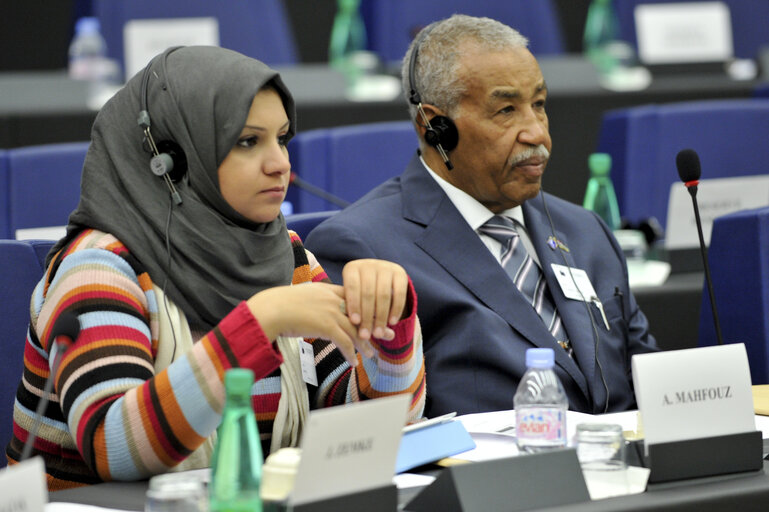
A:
[15, 225, 67, 241]
[290, 394, 410, 505]
[635, 1, 733, 64]
[124, 17, 219, 79]
[632, 344, 755, 449]
[665, 174, 769, 249]
[0, 457, 48, 510]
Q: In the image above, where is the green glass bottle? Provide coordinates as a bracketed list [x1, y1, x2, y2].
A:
[583, 0, 621, 74]
[328, 0, 367, 83]
[210, 369, 263, 512]
[583, 152, 621, 231]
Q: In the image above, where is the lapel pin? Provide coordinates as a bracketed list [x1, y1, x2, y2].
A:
[547, 235, 570, 252]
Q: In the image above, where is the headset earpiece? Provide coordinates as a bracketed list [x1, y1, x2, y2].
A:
[424, 115, 458, 152]
[151, 140, 187, 182]
[138, 57, 185, 205]
[408, 26, 458, 171]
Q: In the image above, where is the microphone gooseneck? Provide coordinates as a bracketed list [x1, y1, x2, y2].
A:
[20, 312, 81, 462]
[675, 149, 723, 346]
[289, 173, 351, 209]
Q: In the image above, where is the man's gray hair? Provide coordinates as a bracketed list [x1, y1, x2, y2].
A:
[401, 14, 529, 120]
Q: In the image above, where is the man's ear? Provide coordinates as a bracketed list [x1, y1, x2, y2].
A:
[415, 103, 449, 137]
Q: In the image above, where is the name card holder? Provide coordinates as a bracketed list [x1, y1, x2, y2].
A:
[631, 345, 764, 484]
[628, 431, 764, 484]
[265, 484, 397, 512]
[405, 449, 589, 512]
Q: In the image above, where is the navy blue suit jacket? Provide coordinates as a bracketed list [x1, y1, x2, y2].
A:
[305, 154, 657, 417]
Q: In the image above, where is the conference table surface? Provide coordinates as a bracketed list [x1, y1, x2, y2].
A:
[48, 460, 769, 511]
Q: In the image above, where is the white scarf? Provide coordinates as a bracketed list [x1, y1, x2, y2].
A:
[152, 285, 309, 471]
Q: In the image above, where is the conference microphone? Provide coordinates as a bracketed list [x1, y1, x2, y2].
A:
[675, 148, 724, 346]
[289, 172, 351, 209]
[20, 312, 81, 462]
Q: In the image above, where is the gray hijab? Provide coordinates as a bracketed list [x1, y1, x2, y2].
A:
[52, 46, 296, 330]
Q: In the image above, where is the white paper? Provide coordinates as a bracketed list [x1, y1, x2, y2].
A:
[290, 394, 410, 505]
[632, 344, 755, 447]
[124, 18, 219, 79]
[635, 2, 733, 64]
[665, 175, 769, 249]
[393, 473, 436, 489]
[46, 504, 134, 512]
[583, 465, 650, 501]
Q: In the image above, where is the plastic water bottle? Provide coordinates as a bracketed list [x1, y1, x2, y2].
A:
[583, 0, 634, 75]
[583, 152, 621, 231]
[68, 17, 108, 81]
[328, 0, 368, 83]
[210, 369, 263, 512]
[514, 348, 568, 453]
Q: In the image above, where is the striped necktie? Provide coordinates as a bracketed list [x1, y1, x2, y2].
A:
[479, 215, 571, 355]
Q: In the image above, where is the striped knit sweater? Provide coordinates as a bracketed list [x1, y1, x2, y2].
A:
[5, 229, 425, 491]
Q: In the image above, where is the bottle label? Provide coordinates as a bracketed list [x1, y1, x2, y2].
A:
[516, 408, 565, 443]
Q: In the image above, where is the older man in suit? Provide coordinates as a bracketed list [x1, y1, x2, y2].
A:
[305, 14, 657, 418]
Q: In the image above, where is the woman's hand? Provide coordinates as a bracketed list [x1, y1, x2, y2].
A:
[340, 259, 409, 343]
[246, 282, 371, 366]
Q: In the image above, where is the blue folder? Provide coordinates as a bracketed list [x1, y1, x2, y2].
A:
[396, 420, 476, 473]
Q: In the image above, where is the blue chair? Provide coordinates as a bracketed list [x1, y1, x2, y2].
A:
[754, 83, 769, 98]
[596, 99, 769, 228]
[326, 121, 417, 206]
[0, 239, 54, 466]
[286, 211, 338, 241]
[699, 207, 769, 384]
[287, 128, 332, 214]
[361, 0, 565, 64]
[92, 0, 298, 78]
[0, 150, 9, 239]
[7, 142, 88, 240]
[288, 121, 418, 213]
[613, 0, 769, 60]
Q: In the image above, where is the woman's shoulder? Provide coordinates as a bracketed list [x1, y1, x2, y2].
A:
[60, 229, 129, 256]
[48, 229, 149, 286]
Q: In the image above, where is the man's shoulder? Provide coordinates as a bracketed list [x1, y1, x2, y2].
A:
[320, 177, 406, 228]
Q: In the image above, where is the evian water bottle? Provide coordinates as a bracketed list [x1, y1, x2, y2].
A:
[514, 348, 568, 453]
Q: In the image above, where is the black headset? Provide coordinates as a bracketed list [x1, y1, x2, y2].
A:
[407, 27, 459, 171]
[137, 52, 187, 205]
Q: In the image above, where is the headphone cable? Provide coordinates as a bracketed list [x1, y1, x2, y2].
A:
[540, 190, 611, 414]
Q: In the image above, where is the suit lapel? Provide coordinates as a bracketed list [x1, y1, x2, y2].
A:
[524, 197, 594, 400]
[401, 159, 590, 402]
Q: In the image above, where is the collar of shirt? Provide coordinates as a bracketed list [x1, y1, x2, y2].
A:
[420, 156, 541, 266]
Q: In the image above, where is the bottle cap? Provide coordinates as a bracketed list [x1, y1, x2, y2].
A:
[224, 368, 255, 394]
[75, 17, 101, 35]
[525, 348, 555, 368]
[588, 152, 612, 177]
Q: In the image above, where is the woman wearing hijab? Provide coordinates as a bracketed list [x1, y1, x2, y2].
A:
[5, 46, 425, 490]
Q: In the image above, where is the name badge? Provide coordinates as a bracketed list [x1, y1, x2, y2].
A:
[299, 340, 318, 386]
[551, 264, 597, 302]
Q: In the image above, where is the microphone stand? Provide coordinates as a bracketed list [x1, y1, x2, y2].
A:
[687, 185, 724, 345]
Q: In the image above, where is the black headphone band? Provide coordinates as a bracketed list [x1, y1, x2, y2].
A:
[136, 50, 185, 205]
[408, 27, 431, 106]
